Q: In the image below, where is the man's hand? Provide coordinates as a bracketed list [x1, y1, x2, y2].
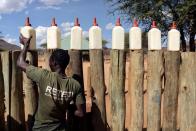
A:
[17, 34, 32, 72]
[19, 34, 32, 48]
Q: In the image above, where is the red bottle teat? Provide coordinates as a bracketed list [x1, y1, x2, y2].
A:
[171, 21, 177, 29]
[25, 17, 31, 26]
[51, 18, 57, 26]
[151, 21, 157, 28]
[93, 17, 98, 26]
[115, 17, 121, 26]
[74, 17, 80, 26]
[133, 19, 138, 27]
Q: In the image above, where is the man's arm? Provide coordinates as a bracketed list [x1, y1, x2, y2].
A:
[17, 34, 32, 72]
[74, 104, 84, 117]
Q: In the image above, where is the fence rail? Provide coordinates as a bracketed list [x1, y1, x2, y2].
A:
[0, 50, 196, 131]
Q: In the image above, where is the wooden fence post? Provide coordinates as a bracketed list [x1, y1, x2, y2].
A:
[162, 51, 180, 131]
[10, 51, 25, 131]
[129, 50, 144, 131]
[23, 51, 38, 130]
[1, 51, 11, 131]
[180, 52, 196, 131]
[147, 51, 164, 131]
[0, 52, 5, 131]
[90, 49, 107, 131]
[110, 50, 126, 131]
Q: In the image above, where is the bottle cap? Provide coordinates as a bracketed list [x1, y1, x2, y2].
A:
[171, 21, 177, 29]
[133, 19, 138, 27]
[74, 17, 80, 26]
[25, 17, 31, 26]
[51, 18, 57, 26]
[93, 17, 98, 26]
[115, 17, 121, 26]
[151, 21, 157, 28]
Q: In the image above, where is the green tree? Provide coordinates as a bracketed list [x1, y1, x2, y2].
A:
[106, 0, 196, 51]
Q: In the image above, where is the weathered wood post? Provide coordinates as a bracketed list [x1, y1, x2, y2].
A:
[162, 51, 180, 131]
[147, 21, 163, 131]
[180, 52, 196, 131]
[89, 18, 107, 131]
[147, 51, 164, 131]
[0, 52, 5, 131]
[129, 19, 144, 131]
[23, 51, 38, 131]
[10, 51, 25, 131]
[110, 18, 126, 131]
[1, 51, 11, 131]
[129, 50, 144, 131]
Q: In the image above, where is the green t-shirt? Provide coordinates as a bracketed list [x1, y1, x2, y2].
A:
[26, 65, 84, 131]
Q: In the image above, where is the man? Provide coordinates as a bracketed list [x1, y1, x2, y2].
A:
[17, 34, 84, 131]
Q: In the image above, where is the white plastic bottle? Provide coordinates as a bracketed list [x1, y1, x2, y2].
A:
[89, 18, 102, 49]
[148, 21, 162, 50]
[129, 19, 142, 50]
[70, 18, 82, 50]
[112, 18, 125, 49]
[20, 17, 36, 49]
[168, 22, 180, 51]
[47, 18, 61, 49]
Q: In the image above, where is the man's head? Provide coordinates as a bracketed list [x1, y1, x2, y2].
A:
[49, 49, 70, 72]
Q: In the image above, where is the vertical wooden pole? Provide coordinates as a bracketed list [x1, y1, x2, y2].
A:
[110, 50, 126, 131]
[180, 52, 196, 131]
[147, 51, 164, 131]
[90, 49, 106, 131]
[10, 51, 25, 131]
[68, 50, 86, 131]
[162, 51, 180, 131]
[129, 50, 144, 131]
[1, 51, 11, 131]
[0, 52, 5, 131]
[23, 51, 38, 131]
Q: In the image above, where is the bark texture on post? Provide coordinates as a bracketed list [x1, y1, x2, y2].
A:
[68, 50, 84, 87]
[147, 51, 164, 131]
[90, 50, 106, 131]
[163, 51, 180, 131]
[10, 51, 25, 131]
[129, 50, 144, 131]
[1, 51, 11, 131]
[0, 52, 5, 131]
[23, 51, 38, 130]
[110, 50, 126, 131]
[180, 52, 196, 131]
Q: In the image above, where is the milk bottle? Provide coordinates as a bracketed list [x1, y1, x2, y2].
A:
[47, 18, 61, 49]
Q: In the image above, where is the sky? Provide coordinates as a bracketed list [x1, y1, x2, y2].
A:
[0, 0, 131, 48]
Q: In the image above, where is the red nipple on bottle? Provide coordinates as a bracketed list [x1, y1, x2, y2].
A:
[51, 18, 57, 26]
[115, 17, 121, 26]
[151, 21, 157, 28]
[133, 19, 138, 27]
[74, 17, 80, 26]
[93, 17, 98, 26]
[25, 17, 31, 26]
[171, 21, 177, 29]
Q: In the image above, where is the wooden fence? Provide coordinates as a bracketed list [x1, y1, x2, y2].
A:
[0, 50, 196, 131]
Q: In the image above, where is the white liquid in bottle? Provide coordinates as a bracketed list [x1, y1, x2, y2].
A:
[89, 18, 102, 49]
[112, 18, 125, 50]
[47, 18, 61, 49]
[148, 21, 162, 50]
[20, 17, 36, 49]
[70, 18, 82, 50]
[168, 22, 180, 51]
[129, 19, 142, 50]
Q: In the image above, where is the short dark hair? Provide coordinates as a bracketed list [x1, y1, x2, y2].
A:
[50, 49, 70, 69]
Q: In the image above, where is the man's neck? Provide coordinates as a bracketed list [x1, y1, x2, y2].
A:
[55, 68, 66, 78]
